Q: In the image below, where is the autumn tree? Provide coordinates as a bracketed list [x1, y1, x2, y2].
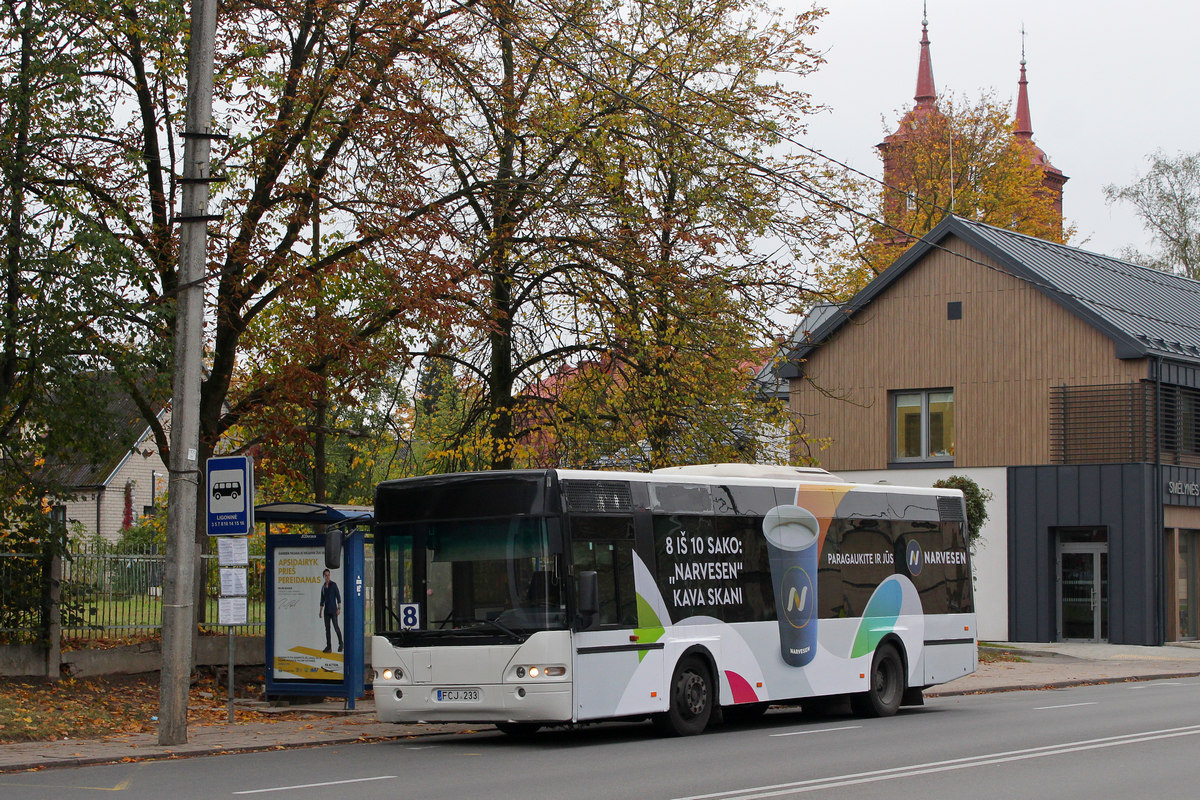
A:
[528, 0, 825, 469]
[25, 0, 837, 500]
[1105, 150, 1200, 279]
[35, 0, 482, 501]
[411, 0, 829, 470]
[0, 0, 130, 541]
[815, 93, 1070, 301]
[385, 0, 633, 470]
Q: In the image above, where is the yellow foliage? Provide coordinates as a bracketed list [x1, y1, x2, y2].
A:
[813, 92, 1073, 302]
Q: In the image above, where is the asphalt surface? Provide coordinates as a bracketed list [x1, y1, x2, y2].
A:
[3, 641, 1199, 774]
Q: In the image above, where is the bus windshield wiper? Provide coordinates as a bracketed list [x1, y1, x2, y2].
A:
[477, 618, 526, 641]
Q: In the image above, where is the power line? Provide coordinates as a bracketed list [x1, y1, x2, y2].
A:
[443, 0, 1200, 341]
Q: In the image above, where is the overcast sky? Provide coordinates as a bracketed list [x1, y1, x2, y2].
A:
[787, 0, 1198, 259]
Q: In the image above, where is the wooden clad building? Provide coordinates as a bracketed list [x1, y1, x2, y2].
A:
[780, 216, 1200, 645]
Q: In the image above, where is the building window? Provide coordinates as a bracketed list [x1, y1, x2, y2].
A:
[893, 389, 954, 463]
[1160, 383, 1200, 465]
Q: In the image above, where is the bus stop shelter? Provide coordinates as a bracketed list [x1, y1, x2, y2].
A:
[256, 502, 372, 708]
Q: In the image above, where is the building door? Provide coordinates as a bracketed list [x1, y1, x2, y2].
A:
[1057, 529, 1108, 642]
[1179, 530, 1200, 641]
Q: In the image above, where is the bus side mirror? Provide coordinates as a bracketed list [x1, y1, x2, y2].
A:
[325, 530, 343, 570]
[576, 570, 598, 629]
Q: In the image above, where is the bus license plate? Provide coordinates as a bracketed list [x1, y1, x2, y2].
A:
[436, 688, 480, 703]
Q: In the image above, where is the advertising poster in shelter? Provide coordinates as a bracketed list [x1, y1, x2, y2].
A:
[272, 547, 345, 681]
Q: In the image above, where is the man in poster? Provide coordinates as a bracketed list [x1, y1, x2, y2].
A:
[318, 568, 344, 653]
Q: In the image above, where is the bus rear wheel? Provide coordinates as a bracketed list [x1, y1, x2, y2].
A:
[654, 656, 713, 736]
[851, 643, 904, 718]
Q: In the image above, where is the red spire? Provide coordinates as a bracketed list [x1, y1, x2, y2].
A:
[1015, 49, 1033, 139]
[914, 14, 936, 107]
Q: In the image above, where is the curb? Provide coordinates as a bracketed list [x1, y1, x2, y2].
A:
[977, 645, 1077, 660]
[926, 669, 1200, 697]
[0, 723, 475, 775]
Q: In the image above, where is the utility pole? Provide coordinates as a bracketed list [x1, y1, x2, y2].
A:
[159, 0, 218, 746]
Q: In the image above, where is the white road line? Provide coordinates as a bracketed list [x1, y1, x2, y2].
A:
[770, 725, 861, 738]
[1128, 682, 1199, 689]
[671, 724, 1200, 800]
[234, 775, 398, 795]
[1033, 702, 1098, 710]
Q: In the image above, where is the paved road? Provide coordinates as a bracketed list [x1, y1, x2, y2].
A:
[2, 676, 1198, 799]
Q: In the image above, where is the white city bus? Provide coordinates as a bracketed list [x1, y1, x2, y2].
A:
[370, 464, 976, 736]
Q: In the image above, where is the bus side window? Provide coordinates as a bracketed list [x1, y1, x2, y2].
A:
[569, 516, 637, 627]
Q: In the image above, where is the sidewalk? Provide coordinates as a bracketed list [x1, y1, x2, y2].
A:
[3, 642, 1199, 774]
[927, 640, 1200, 696]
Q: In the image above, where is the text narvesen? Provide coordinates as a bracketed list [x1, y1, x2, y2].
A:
[666, 532, 746, 608]
[663, 527, 969, 611]
[825, 551, 968, 566]
[277, 556, 322, 584]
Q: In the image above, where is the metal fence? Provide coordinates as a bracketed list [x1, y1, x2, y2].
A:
[1, 542, 375, 644]
[0, 550, 49, 645]
[71, 543, 271, 638]
[2, 544, 268, 643]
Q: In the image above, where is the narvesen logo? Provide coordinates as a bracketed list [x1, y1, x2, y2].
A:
[786, 585, 809, 614]
[780, 567, 815, 629]
[906, 539, 924, 577]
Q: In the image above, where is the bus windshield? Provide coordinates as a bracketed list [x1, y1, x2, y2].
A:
[380, 515, 566, 641]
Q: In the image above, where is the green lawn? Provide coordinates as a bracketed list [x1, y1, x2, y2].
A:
[60, 595, 268, 637]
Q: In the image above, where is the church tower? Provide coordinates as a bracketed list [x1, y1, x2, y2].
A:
[876, 11, 942, 231]
[1013, 39, 1068, 230]
[876, 12, 1067, 238]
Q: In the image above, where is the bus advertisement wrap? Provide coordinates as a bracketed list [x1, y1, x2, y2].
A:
[369, 467, 976, 736]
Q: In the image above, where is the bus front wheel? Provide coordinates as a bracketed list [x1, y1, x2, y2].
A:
[851, 643, 904, 718]
[654, 655, 713, 736]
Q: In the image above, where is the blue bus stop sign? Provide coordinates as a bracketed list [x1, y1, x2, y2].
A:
[206, 455, 254, 536]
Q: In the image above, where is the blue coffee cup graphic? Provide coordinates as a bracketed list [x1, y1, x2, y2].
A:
[764, 505, 820, 667]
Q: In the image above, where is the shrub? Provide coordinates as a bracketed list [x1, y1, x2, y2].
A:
[933, 475, 993, 550]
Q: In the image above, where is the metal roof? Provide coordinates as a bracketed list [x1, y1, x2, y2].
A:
[782, 216, 1200, 374]
[254, 502, 373, 526]
[756, 303, 843, 393]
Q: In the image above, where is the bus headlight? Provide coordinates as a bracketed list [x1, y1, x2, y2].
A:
[513, 665, 566, 679]
[380, 668, 403, 681]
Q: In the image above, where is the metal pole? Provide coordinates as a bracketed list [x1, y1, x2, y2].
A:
[228, 629, 235, 723]
[158, 0, 218, 747]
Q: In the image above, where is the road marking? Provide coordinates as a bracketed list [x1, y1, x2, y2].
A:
[1128, 682, 1199, 689]
[1033, 702, 1098, 710]
[769, 726, 861, 738]
[0, 780, 132, 792]
[234, 775, 397, 794]
[670, 724, 1200, 800]
[0, 766, 141, 791]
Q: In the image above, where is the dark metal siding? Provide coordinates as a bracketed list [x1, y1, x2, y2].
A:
[1157, 361, 1200, 390]
[1008, 463, 1161, 646]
